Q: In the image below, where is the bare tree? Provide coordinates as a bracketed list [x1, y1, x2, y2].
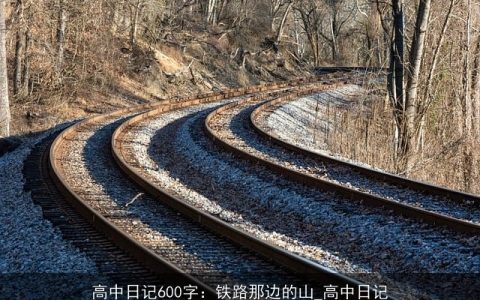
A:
[0, 0, 10, 137]
[403, 0, 431, 168]
[416, 0, 456, 153]
[293, 9, 306, 58]
[472, 28, 480, 140]
[319, 0, 356, 62]
[267, 0, 293, 42]
[365, 1, 383, 66]
[129, 0, 146, 48]
[387, 0, 405, 161]
[275, 1, 293, 42]
[460, 0, 475, 190]
[387, 0, 432, 172]
[295, 0, 322, 65]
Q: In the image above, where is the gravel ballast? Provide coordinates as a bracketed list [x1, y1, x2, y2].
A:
[0, 128, 97, 273]
[264, 85, 366, 151]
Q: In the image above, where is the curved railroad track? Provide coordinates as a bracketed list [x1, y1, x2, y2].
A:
[47, 76, 389, 299]
[247, 92, 480, 233]
[204, 88, 479, 234]
[110, 73, 477, 299]
[38, 69, 479, 299]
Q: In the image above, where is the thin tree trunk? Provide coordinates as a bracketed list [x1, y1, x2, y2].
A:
[415, 0, 455, 154]
[14, 30, 25, 95]
[296, 5, 321, 66]
[367, 1, 382, 66]
[207, 0, 217, 25]
[422, 0, 455, 107]
[330, 15, 338, 61]
[388, 0, 405, 167]
[57, 0, 67, 73]
[462, 0, 473, 190]
[14, 0, 25, 95]
[22, 30, 31, 97]
[0, 0, 10, 137]
[219, 0, 227, 22]
[294, 12, 305, 58]
[472, 34, 480, 139]
[403, 0, 432, 172]
[130, 0, 142, 48]
[462, 0, 473, 136]
[305, 30, 318, 65]
[275, 2, 293, 43]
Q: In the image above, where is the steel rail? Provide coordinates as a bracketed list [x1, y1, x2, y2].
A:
[49, 105, 219, 297]
[25, 130, 160, 285]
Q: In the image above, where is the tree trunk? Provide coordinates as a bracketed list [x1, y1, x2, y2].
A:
[414, 0, 454, 157]
[330, 14, 338, 62]
[293, 11, 304, 58]
[57, 0, 67, 73]
[421, 0, 455, 110]
[303, 23, 319, 65]
[207, 0, 217, 25]
[462, 0, 473, 137]
[388, 0, 405, 164]
[296, 4, 321, 66]
[275, 2, 293, 43]
[403, 0, 432, 172]
[367, 1, 382, 66]
[388, 0, 432, 173]
[0, 0, 10, 137]
[472, 34, 480, 139]
[462, 0, 474, 191]
[13, 0, 25, 95]
[14, 31, 25, 95]
[130, 0, 142, 48]
[22, 30, 31, 97]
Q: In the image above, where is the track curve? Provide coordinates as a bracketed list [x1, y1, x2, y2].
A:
[204, 84, 479, 234]
[49, 77, 391, 298]
[41, 68, 478, 299]
[111, 81, 376, 290]
[111, 78, 478, 299]
[247, 93, 480, 234]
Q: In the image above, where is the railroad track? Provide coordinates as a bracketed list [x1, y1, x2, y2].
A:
[109, 72, 478, 299]
[244, 92, 480, 234]
[46, 76, 392, 299]
[36, 69, 478, 299]
[204, 87, 480, 234]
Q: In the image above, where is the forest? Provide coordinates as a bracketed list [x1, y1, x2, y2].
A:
[0, 0, 479, 193]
